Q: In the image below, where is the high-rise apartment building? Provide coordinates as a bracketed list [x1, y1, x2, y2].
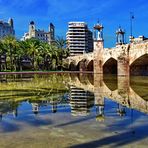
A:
[66, 22, 93, 56]
[0, 18, 15, 38]
[21, 21, 55, 44]
[69, 86, 94, 116]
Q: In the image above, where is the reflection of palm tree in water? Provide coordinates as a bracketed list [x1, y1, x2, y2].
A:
[0, 101, 19, 120]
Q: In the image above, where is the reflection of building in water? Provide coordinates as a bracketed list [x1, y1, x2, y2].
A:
[50, 98, 58, 113]
[69, 86, 94, 116]
[32, 103, 39, 115]
[96, 104, 105, 122]
[31, 100, 50, 115]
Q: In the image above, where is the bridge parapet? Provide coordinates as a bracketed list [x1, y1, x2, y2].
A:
[66, 35, 148, 76]
[129, 41, 148, 65]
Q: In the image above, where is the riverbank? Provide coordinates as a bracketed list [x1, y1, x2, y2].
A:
[0, 71, 94, 75]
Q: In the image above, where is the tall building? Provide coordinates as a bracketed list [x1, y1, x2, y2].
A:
[66, 22, 93, 56]
[21, 21, 55, 44]
[0, 18, 15, 38]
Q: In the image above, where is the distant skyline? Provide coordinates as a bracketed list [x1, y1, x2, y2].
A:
[0, 0, 148, 47]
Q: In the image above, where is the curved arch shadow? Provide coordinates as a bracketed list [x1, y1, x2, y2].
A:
[130, 54, 148, 76]
[103, 58, 117, 75]
[103, 74, 117, 91]
[130, 76, 148, 100]
[87, 60, 94, 71]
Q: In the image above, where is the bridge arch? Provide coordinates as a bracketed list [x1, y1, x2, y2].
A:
[86, 60, 94, 71]
[130, 54, 148, 75]
[76, 59, 89, 71]
[69, 62, 77, 71]
[129, 43, 148, 65]
[103, 58, 117, 74]
[103, 75, 117, 91]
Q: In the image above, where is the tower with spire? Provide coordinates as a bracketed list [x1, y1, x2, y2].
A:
[116, 26, 125, 45]
[29, 21, 36, 38]
[93, 21, 104, 74]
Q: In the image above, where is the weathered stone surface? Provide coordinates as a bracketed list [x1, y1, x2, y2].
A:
[66, 38, 148, 76]
[68, 74, 148, 114]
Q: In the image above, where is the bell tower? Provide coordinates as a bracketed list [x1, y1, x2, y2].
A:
[8, 18, 14, 28]
[93, 22, 104, 74]
[116, 26, 125, 45]
[29, 21, 35, 37]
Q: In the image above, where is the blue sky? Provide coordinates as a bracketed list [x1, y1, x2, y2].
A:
[0, 0, 148, 47]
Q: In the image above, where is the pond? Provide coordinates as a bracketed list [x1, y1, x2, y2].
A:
[0, 73, 148, 148]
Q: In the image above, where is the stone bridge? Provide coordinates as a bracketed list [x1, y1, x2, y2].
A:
[66, 36, 148, 76]
[68, 74, 148, 114]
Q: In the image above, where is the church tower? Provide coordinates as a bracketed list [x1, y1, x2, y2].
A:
[8, 18, 14, 28]
[49, 23, 55, 41]
[29, 21, 36, 37]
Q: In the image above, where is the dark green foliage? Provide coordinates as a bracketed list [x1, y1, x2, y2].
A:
[0, 36, 69, 71]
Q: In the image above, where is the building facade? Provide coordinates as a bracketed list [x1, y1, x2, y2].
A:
[67, 22, 93, 56]
[69, 85, 94, 116]
[0, 18, 15, 38]
[21, 21, 55, 44]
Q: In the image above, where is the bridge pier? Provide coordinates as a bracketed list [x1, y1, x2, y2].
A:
[94, 74, 104, 105]
[94, 59, 103, 74]
[93, 40, 104, 74]
[118, 56, 129, 76]
[118, 76, 130, 107]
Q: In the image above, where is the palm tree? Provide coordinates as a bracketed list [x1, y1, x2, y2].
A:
[2, 36, 18, 71]
[55, 36, 66, 49]
[54, 36, 69, 70]
[25, 38, 40, 70]
[0, 41, 5, 71]
[39, 42, 52, 70]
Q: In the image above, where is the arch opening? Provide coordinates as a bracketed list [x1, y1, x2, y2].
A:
[103, 58, 117, 75]
[87, 60, 94, 71]
[103, 75, 117, 91]
[78, 73, 89, 85]
[69, 62, 77, 71]
[130, 54, 148, 76]
[76, 59, 87, 71]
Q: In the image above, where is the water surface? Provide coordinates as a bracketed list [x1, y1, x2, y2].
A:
[0, 73, 148, 148]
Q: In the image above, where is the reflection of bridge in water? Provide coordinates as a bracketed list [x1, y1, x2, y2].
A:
[68, 73, 148, 114]
[0, 73, 147, 120]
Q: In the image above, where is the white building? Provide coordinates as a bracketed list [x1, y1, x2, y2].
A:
[21, 21, 55, 44]
[0, 18, 15, 38]
[67, 22, 93, 56]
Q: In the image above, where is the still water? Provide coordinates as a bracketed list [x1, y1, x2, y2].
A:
[0, 73, 148, 148]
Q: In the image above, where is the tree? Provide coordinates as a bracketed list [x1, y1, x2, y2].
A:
[2, 36, 19, 71]
[0, 41, 5, 71]
[55, 36, 66, 49]
[25, 38, 40, 70]
[54, 37, 69, 70]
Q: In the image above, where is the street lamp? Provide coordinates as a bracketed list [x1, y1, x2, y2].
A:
[130, 12, 135, 37]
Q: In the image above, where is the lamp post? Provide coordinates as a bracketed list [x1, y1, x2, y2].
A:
[130, 12, 134, 37]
